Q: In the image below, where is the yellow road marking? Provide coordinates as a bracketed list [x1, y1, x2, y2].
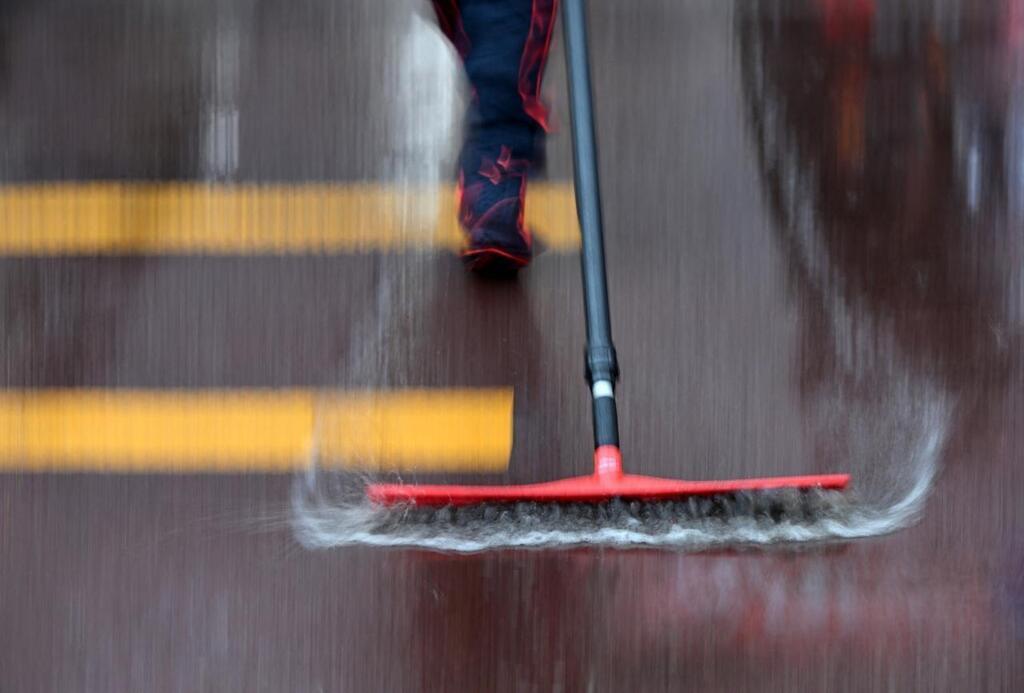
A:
[0, 389, 513, 472]
[0, 182, 579, 254]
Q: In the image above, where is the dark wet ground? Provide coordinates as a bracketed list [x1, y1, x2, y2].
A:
[2, 0, 1023, 690]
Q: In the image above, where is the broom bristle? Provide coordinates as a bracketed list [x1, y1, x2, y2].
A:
[371, 488, 850, 536]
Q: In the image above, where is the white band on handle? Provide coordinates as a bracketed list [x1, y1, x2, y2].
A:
[592, 380, 614, 399]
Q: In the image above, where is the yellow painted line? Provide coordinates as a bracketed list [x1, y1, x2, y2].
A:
[0, 389, 513, 472]
[0, 182, 579, 254]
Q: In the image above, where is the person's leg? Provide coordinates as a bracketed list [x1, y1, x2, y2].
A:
[432, 0, 558, 274]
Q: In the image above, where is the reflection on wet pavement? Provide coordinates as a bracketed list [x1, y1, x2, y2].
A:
[1, 0, 1022, 689]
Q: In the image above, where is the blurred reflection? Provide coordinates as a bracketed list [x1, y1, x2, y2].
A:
[738, 0, 1021, 492]
[392, 8, 462, 183]
[602, 549, 990, 662]
[200, 2, 254, 180]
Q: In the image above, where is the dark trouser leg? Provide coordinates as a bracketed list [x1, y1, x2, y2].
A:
[432, 0, 558, 270]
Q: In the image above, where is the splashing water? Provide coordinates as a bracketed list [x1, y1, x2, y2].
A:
[290, 391, 948, 553]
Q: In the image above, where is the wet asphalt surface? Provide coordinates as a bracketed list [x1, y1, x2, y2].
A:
[2, 0, 1024, 690]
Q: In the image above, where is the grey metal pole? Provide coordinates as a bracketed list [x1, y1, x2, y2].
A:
[562, 0, 620, 448]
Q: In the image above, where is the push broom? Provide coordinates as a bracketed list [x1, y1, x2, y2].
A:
[365, 0, 849, 525]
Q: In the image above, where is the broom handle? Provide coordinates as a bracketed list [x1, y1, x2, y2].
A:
[562, 0, 620, 449]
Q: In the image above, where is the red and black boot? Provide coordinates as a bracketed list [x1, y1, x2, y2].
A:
[458, 143, 534, 276]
